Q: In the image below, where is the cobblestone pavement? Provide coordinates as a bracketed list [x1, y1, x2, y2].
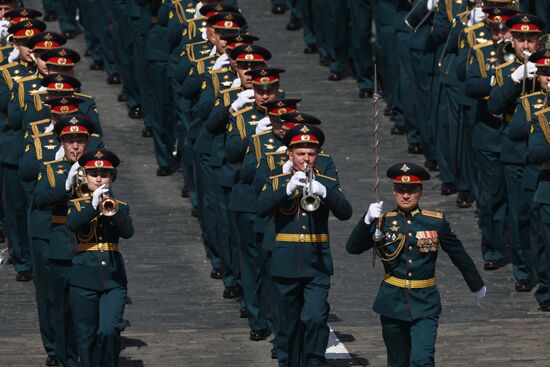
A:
[1, 1, 550, 366]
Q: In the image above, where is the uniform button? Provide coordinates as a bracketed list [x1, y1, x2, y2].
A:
[408, 259, 413, 263]
[101, 261, 106, 266]
[408, 272, 412, 277]
[302, 225, 307, 230]
[408, 246, 413, 251]
[408, 233, 413, 237]
[406, 220, 411, 224]
[302, 213, 307, 216]
[98, 236, 103, 241]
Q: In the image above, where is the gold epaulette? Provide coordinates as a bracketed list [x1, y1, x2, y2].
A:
[0, 61, 17, 89]
[30, 89, 47, 95]
[252, 130, 272, 162]
[266, 150, 286, 156]
[71, 196, 90, 203]
[0, 44, 11, 51]
[384, 211, 397, 217]
[269, 172, 291, 180]
[269, 172, 291, 191]
[17, 74, 37, 84]
[221, 86, 241, 106]
[230, 105, 253, 117]
[74, 92, 92, 99]
[535, 107, 550, 117]
[33, 131, 54, 138]
[186, 16, 205, 40]
[70, 196, 91, 212]
[30, 118, 51, 135]
[209, 67, 230, 75]
[0, 61, 17, 70]
[472, 40, 493, 50]
[473, 41, 493, 78]
[495, 59, 514, 70]
[421, 210, 444, 219]
[43, 159, 63, 188]
[521, 91, 544, 100]
[43, 158, 62, 165]
[463, 22, 484, 34]
[30, 118, 50, 126]
[495, 59, 514, 86]
[90, 133, 100, 138]
[318, 153, 330, 157]
[316, 173, 336, 182]
[521, 91, 545, 122]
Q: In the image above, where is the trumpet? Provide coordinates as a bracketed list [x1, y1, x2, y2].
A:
[74, 167, 91, 198]
[300, 163, 321, 212]
[404, 0, 435, 32]
[99, 192, 119, 216]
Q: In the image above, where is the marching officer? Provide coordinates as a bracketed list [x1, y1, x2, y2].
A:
[256, 124, 352, 367]
[66, 149, 133, 367]
[346, 162, 485, 366]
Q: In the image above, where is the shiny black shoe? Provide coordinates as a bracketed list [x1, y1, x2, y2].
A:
[271, 347, 278, 359]
[210, 268, 222, 279]
[358, 89, 374, 98]
[425, 160, 439, 172]
[441, 182, 458, 196]
[142, 127, 152, 138]
[408, 144, 423, 154]
[117, 93, 126, 102]
[45, 357, 59, 366]
[286, 16, 303, 31]
[540, 300, 550, 312]
[223, 286, 242, 299]
[303, 44, 318, 54]
[156, 166, 175, 177]
[15, 271, 32, 282]
[271, 5, 286, 14]
[328, 72, 343, 81]
[250, 329, 271, 341]
[483, 260, 501, 271]
[515, 280, 533, 292]
[129, 105, 143, 119]
[43, 11, 58, 22]
[90, 60, 104, 70]
[107, 74, 121, 84]
[456, 191, 472, 208]
[390, 125, 405, 135]
[239, 308, 248, 318]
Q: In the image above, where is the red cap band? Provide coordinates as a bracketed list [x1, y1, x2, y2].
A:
[289, 134, 319, 146]
[84, 160, 114, 168]
[33, 40, 62, 49]
[46, 82, 74, 91]
[394, 175, 422, 184]
[487, 14, 513, 24]
[14, 28, 41, 38]
[252, 75, 279, 84]
[10, 17, 32, 23]
[269, 106, 297, 116]
[213, 19, 240, 29]
[235, 53, 266, 62]
[511, 23, 542, 32]
[60, 125, 89, 135]
[50, 104, 78, 114]
[45, 57, 74, 66]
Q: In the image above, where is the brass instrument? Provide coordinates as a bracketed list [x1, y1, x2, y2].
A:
[99, 192, 119, 216]
[521, 50, 532, 96]
[495, 40, 515, 63]
[405, 0, 435, 32]
[74, 167, 90, 198]
[300, 163, 320, 212]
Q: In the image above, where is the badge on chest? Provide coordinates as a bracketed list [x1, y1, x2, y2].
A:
[416, 231, 439, 253]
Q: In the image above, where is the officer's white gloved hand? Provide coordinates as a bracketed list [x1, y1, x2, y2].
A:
[276, 145, 287, 152]
[92, 184, 110, 210]
[65, 162, 80, 191]
[0, 20, 10, 42]
[194, 2, 203, 18]
[467, 7, 485, 26]
[44, 122, 54, 133]
[231, 89, 254, 112]
[8, 47, 19, 63]
[364, 201, 384, 225]
[472, 285, 487, 304]
[310, 180, 327, 198]
[511, 61, 537, 83]
[255, 117, 271, 135]
[230, 77, 242, 88]
[286, 171, 306, 196]
[55, 146, 65, 161]
[282, 159, 293, 174]
[427, 0, 438, 11]
[212, 53, 230, 70]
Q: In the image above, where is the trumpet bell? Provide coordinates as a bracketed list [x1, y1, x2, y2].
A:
[99, 197, 119, 216]
[300, 194, 321, 212]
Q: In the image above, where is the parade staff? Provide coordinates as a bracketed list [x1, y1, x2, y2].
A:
[256, 125, 352, 367]
[66, 149, 133, 367]
[346, 162, 485, 367]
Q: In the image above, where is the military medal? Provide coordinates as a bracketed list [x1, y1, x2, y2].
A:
[415, 231, 439, 252]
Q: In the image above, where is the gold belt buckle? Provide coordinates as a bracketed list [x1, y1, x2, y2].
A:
[404, 279, 411, 289]
[98, 243, 104, 252]
[299, 234, 305, 243]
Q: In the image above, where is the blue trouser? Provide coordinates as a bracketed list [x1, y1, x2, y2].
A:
[271, 274, 330, 367]
[476, 150, 506, 262]
[70, 285, 127, 367]
[381, 315, 439, 367]
[3, 163, 30, 273]
[503, 163, 533, 282]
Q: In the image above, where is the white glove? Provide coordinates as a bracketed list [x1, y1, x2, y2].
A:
[511, 62, 537, 83]
[467, 7, 485, 26]
[276, 145, 287, 152]
[427, 0, 438, 11]
[65, 162, 80, 191]
[282, 159, 293, 174]
[231, 89, 254, 112]
[8, 48, 19, 63]
[201, 28, 207, 41]
[472, 286, 486, 304]
[364, 201, 384, 225]
[92, 184, 109, 209]
[209, 45, 217, 57]
[194, 2, 203, 18]
[212, 53, 230, 70]
[0, 20, 10, 42]
[230, 77, 242, 88]
[309, 180, 327, 199]
[44, 123, 54, 133]
[255, 117, 272, 135]
[55, 146, 65, 161]
[285, 171, 306, 196]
